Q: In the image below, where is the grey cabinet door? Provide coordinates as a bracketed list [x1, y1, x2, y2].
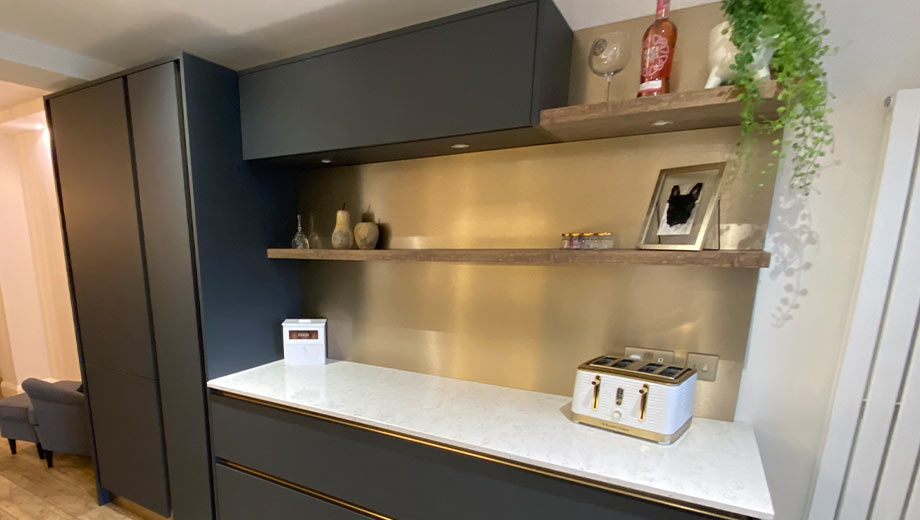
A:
[239, 2, 538, 159]
[85, 364, 170, 516]
[128, 62, 212, 520]
[48, 78, 157, 380]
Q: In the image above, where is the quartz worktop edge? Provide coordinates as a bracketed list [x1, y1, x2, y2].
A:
[208, 360, 774, 519]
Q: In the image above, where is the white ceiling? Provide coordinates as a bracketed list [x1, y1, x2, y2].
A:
[0, 0, 714, 73]
[0, 79, 47, 111]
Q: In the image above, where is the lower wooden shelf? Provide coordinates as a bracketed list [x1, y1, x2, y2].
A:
[266, 248, 771, 268]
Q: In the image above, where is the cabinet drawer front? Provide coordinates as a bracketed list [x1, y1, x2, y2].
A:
[239, 2, 537, 160]
[215, 463, 370, 520]
[210, 393, 714, 520]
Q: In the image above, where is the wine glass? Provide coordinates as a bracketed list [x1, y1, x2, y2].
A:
[589, 31, 631, 103]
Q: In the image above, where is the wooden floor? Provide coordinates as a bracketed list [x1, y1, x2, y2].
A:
[0, 442, 155, 519]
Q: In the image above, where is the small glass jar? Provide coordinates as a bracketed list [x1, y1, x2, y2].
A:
[561, 233, 573, 249]
[595, 232, 615, 249]
[571, 233, 585, 249]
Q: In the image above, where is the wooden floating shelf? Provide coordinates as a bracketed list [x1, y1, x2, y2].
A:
[539, 81, 781, 142]
[267, 248, 771, 269]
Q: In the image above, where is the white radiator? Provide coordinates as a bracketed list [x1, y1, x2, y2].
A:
[810, 90, 920, 519]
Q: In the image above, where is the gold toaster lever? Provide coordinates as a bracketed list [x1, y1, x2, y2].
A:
[591, 376, 601, 410]
[638, 384, 649, 421]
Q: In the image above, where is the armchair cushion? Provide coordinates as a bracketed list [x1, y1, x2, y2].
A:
[0, 392, 31, 421]
[22, 378, 91, 457]
[0, 392, 39, 444]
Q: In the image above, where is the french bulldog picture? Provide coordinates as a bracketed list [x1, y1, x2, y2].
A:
[658, 182, 704, 236]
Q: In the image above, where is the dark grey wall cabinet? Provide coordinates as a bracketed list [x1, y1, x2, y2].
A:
[239, 0, 571, 167]
[210, 394, 720, 520]
[47, 54, 301, 520]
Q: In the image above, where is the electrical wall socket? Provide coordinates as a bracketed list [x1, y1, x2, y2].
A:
[624, 347, 675, 365]
[686, 353, 719, 382]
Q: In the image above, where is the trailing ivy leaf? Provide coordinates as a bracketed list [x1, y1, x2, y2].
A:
[721, 0, 834, 193]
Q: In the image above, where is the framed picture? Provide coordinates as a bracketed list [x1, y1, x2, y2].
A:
[638, 163, 725, 251]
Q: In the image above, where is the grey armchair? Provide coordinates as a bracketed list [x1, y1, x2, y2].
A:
[22, 379, 91, 468]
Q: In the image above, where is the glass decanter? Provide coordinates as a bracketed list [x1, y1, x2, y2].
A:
[291, 214, 309, 249]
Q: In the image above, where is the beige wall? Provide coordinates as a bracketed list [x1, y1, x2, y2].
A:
[15, 128, 80, 382]
[0, 283, 16, 393]
[0, 108, 79, 393]
[0, 132, 52, 388]
[733, 0, 920, 518]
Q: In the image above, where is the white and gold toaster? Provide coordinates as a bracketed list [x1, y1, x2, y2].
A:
[571, 355, 697, 444]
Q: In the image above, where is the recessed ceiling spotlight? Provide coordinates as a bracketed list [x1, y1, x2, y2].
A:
[450, 143, 470, 149]
[320, 158, 333, 164]
[34, 123, 46, 130]
[651, 120, 674, 127]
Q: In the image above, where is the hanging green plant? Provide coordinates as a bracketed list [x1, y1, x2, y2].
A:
[721, 0, 834, 193]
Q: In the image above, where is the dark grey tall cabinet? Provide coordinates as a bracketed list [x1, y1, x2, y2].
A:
[47, 54, 300, 519]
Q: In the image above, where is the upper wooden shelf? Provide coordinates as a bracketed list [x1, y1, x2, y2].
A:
[539, 81, 781, 142]
[267, 248, 771, 269]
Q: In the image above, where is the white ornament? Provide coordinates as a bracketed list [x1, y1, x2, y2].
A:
[705, 21, 775, 89]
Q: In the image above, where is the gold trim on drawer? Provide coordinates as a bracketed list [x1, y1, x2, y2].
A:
[220, 461, 393, 520]
[211, 390, 751, 519]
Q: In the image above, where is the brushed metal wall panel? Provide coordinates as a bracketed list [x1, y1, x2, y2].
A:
[297, 127, 777, 421]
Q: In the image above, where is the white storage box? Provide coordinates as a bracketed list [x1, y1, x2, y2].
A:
[282, 319, 327, 365]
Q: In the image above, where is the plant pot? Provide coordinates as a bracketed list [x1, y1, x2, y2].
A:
[705, 21, 775, 88]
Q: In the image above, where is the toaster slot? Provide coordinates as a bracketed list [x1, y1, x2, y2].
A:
[590, 356, 618, 368]
[638, 363, 663, 374]
[612, 359, 635, 369]
[659, 366, 685, 379]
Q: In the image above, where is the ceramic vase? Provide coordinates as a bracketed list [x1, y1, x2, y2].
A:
[354, 222, 380, 250]
[705, 21, 775, 88]
[331, 210, 355, 249]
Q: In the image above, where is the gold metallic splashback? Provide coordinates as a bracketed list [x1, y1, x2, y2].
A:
[298, 127, 776, 421]
[295, 4, 776, 421]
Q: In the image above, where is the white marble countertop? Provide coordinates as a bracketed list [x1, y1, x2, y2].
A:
[208, 360, 774, 519]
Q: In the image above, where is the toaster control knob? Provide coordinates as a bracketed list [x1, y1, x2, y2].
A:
[611, 410, 623, 420]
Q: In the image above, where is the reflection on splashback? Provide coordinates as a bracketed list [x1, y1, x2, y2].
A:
[296, 127, 778, 421]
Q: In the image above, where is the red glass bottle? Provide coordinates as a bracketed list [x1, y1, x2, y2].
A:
[638, 0, 677, 97]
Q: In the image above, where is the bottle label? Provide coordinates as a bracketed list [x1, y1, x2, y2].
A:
[638, 80, 663, 95]
[641, 34, 671, 78]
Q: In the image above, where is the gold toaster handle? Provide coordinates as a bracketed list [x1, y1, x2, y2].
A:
[638, 384, 649, 421]
[591, 376, 601, 410]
